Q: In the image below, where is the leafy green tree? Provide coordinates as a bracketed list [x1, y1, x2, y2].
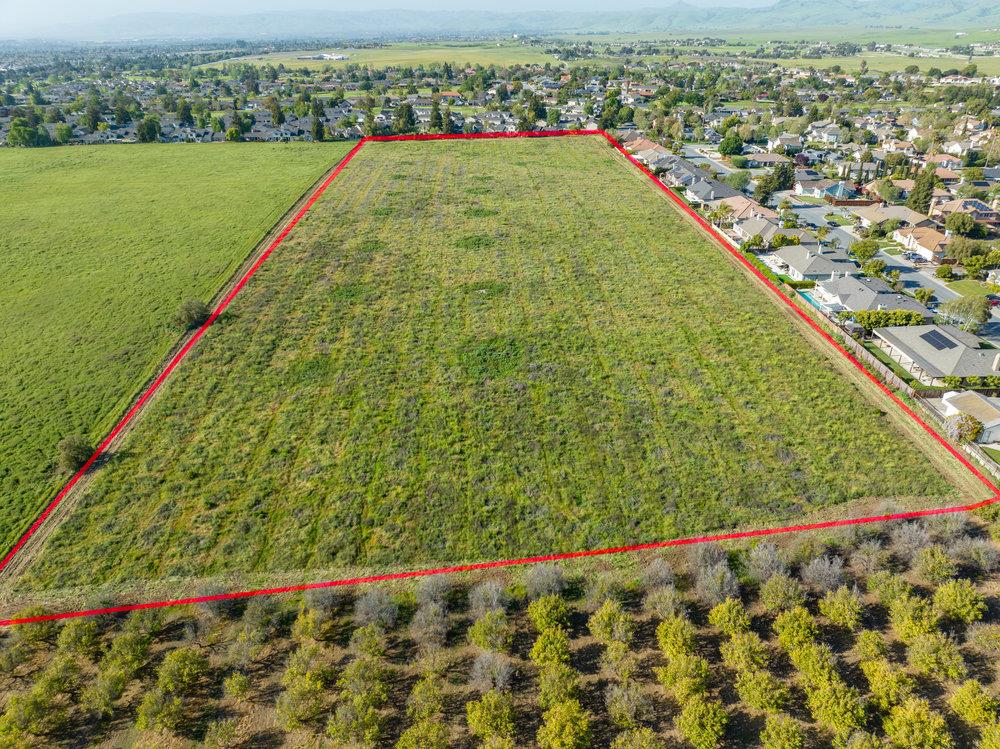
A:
[907, 632, 967, 682]
[890, 593, 940, 644]
[760, 713, 804, 749]
[392, 103, 417, 134]
[675, 696, 727, 749]
[57, 436, 93, 473]
[860, 658, 915, 711]
[135, 688, 183, 733]
[466, 689, 515, 743]
[883, 698, 953, 749]
[947, 679, 998, 728]
[759, 574, 806, 613]
[173, 299, 211, 330]
[396, 718, 447, 749]
[429, 97, 443, 132]
[528, 595, 569, 632]
[537, 699, 592, 749]
[530, 627, 571, 666]
[735, 668, 789, 713]
[656, 653, 711, 703]
[773, 607, 817, 651]
[805, 678, 866, 736]
[914, 545, 957, 584]
[719, 132, 743, 156]
[56, 618, 99, 659]
[468, 610, 513, 653]
[656, 614, 696, 658]
[914, 287, 934, 305]
[945, 212, 976, 237]
[907, 165, 939, 214]
[588, 600, 634, 646]
[136, 115, 161, 143]
[818, 586, 863, 631]
[940, 295, 990, 333]
[720, 631, 769, 672]
[932, 579, 986, 625]
[157, 646, 209, 696]
[539, 662, 580, 709]
[850, 239, 880, 263]
[54, 123, 72, 144]
[610, 727, 663, 749]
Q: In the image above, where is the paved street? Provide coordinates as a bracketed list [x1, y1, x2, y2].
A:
[683, 144, 733, 176]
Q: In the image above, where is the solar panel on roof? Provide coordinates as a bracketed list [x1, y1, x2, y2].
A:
[919, 330, 957, 351]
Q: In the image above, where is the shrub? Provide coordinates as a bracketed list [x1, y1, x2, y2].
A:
[914, 545, 957, 584]
[748, 542, 788, 582]
[949, 537, 1000, 574]
[605, 680, 648, 729]
[773, 607, 817, 651]
[203, 717, 241, 748]
[907, 632, 967, 683]
[801, 555, 845, 592]
[406, 673, 444, 722]
[355, 588, 398, 630]
[223, 671, 251, 701]
[882, 698, 953, 749]
[173, 298, 211, 329]
[866, 572, 912, 608]
[675, 696, 728, 749]
[291, 607, 325, 642]
[415, 576, 451, 608]
[538, 663, 580, 709]
[643, 557, 675, 589]
[588, 600, 634, 646]
[135, 688, 183, 733]
[104, 630, 152, 677]
[303, 587, 344, 617]
[735, 668, 789, 713]
[57, 435, 93, 473]
[805, 678, 866, 736]
[643, 585, 687, 619]
[469, 580, 508, 619]
[789, 642, 838, 687]
[760, 714, 805, 749]
[537, 699, 592, 749]
[851, 540, 889, 575]
[656, 653, 711, 703]
[967, 622, 1000, 655]
[860, 658, 915, 711]
[584, 573, 623, 611]
[468, 610, 513, 653]
[530, 627, 571, 667]
[931, 579, 986, 625]
[396, 718, 448, 749]
[56, 618, 99, 659]
[469, 651, 515, 693]
[81, 665, 128, 717]
[656, 614, 696, 658]
[610, 727, 663, 749]
[759, 574, 806, 613]
[708, 598, 751, 636]
[855, 629, 888, 663]
[819, 586, 863, 631]
[593, 640, 633, 682]
[891, 521, 931, 561]
[409, 602, 448, 650]
[526, 563, 566, 599]
[528, 595, 569, 633]
[327, 695, 383, 746]
[276, 668, 325, 730]
[157, 646, 209, 696]
[467, 689, 515, 741]
[349, 622, 388, 659]
[889, 594, 940, 644]
[695, 561, 740, 606]
[720, 631, 769, 672]
[947, 679, 998, 728]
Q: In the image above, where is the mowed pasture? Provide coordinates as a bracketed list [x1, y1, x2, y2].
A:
[20, 136, 969, 591]
[0, 142, 352, 554]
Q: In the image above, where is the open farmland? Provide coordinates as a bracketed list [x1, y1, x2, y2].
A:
[0, 142, 353, 554]
[17, 135, 978, 592]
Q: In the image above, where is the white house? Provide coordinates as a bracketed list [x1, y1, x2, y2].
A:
[941, 390, 1000, 443]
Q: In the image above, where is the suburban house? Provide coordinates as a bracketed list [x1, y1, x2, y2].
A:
[794, 178, 856, 200]
[892, 226, 949, 262]
[941, 390, 1000, 443]
[931, 198, 1000, 232]
[925, 153, 964, 170]
[771, 245, 858, 281]
[810, 276, 932, 317]
[706, 195, 779, 222]
[734, 217, 819, 248]
[743, 153, 790, 168]
[767, 133, 803, 153]
[685, 178, 741, 204]
[872, 325, 1000, 386]
[850, 204, 935, 230]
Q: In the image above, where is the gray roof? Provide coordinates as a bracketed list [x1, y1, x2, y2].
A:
[772, 245, 858, 278]
[815, 276, 931, 316]
[874, 325, 1000, 378]
[686, 178, 741, 201]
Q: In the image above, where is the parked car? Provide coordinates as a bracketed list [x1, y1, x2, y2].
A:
[827, 221, 839, 228]
[986, 294, 1000, 308]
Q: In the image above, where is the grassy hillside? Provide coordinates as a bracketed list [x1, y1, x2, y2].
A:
[0, 142, 353, 554]
[3, 513, 1000, 748]
[19, 136, 967, 591]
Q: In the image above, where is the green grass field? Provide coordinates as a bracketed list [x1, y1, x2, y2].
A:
[210, 42, 557, 70]
[0, 142, 352, 555]
[19, 136, 968, 591]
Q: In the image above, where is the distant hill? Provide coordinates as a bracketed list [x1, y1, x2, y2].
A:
[17, 0, 1000, 42]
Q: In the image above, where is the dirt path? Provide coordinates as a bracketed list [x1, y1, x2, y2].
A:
[0, 149, 358, 595]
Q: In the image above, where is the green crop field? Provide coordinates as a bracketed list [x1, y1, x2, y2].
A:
[0, 141, 352, 556]
[211, 42, 557, 70]
[18, 135, 976, 592]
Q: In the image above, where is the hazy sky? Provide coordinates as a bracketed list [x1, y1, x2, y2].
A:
[2, 0, 758, 36]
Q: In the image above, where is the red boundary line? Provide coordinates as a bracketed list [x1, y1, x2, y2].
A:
[3, 129, 999, 628]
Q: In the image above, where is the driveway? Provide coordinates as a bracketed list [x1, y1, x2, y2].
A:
[682, 144, 734, 176]
[776, 191, 856, 250]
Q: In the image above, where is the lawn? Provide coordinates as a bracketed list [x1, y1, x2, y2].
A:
[947, 279, 1000, 298]
[0, 141, 352, 555]
[209, 42, 557, 70]
[18, 136, 967, 591]
[823, 212, 852, 226]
